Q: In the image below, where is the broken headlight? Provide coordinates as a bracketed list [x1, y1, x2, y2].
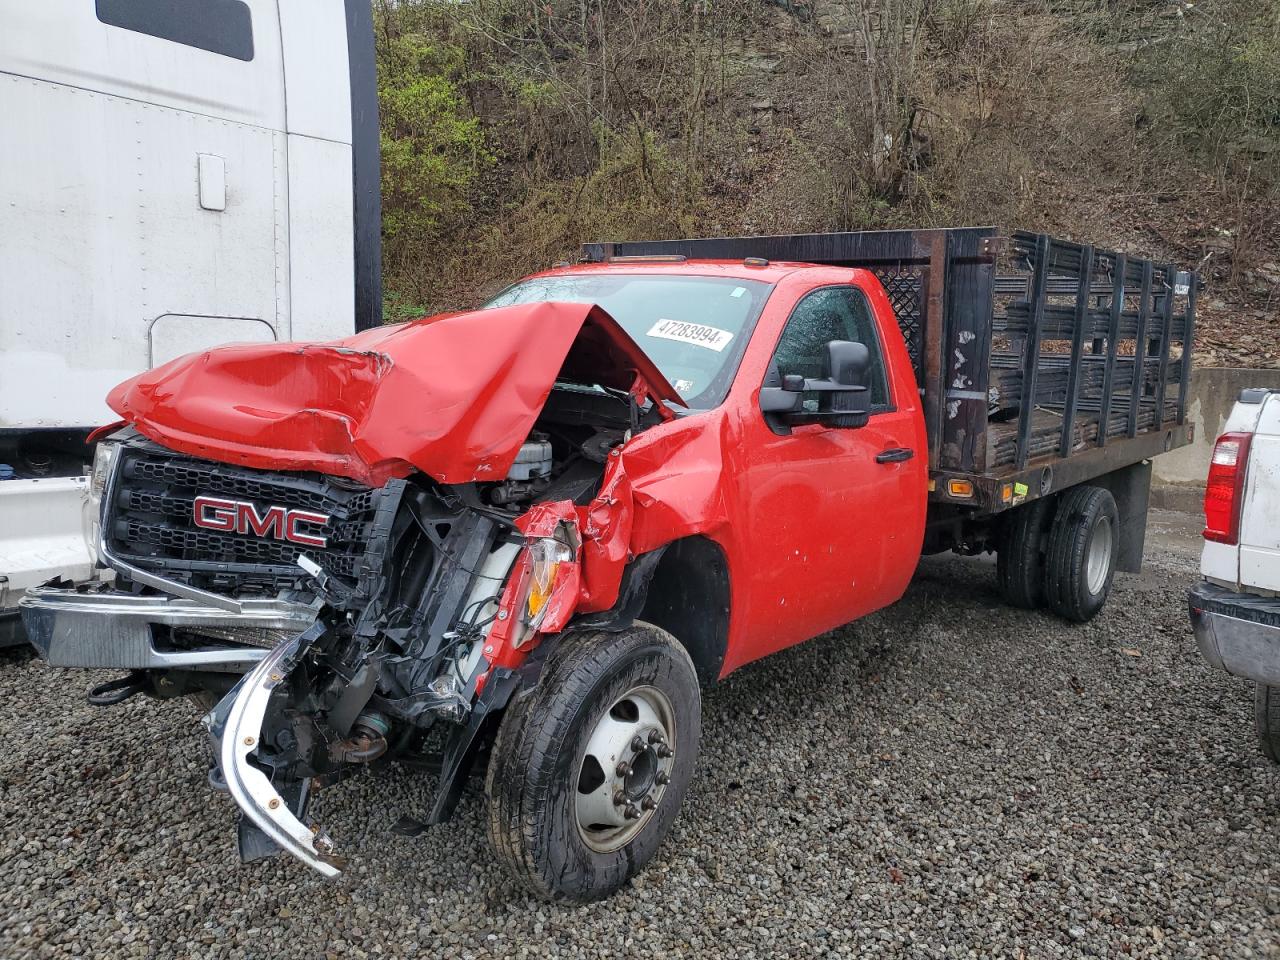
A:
[87, 440, 120, 562]
[89, 440, 119, 504]
[525, 537, 574, 628]
[511, 536, 575, 647]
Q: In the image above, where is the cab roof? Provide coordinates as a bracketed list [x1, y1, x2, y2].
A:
[525, 258, 831, 285]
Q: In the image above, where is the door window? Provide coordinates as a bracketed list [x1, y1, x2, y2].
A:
[96, 0, 255, 61]
[766, 286, 890, 411]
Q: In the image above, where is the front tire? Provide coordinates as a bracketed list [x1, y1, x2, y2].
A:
[485, 623, 701, 902]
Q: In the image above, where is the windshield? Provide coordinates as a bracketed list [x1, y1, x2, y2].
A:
[484, 274, 773, 409]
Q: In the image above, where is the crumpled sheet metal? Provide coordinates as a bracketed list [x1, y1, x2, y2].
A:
[106, 302, 679, 487]
[519, 408, 736, 621]
[480, 413, 736, 687]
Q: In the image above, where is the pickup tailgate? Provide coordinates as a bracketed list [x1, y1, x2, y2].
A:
[1239, 394, 1280, 592]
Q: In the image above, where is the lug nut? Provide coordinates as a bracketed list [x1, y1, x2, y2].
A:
[630, 735, 645, 752]
[656, 744, 673, 758]
[624, 804, 641, 820]
[613, 789, 626, 807]
[648, 730, 666, 745]
[641, 796, 657, 811]
[656, 771, 671, 786]
[616, 761, 631, 777]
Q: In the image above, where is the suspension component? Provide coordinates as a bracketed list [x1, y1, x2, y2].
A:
[329, 710, 390, 764]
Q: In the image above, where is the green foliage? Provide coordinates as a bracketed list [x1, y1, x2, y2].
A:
[376, 17, 491, 294]
[1132, 0, 1279, 276]
[381, 288, 431, 324]
[375, 0, 757, 313]
[372, 0, 1278, 318]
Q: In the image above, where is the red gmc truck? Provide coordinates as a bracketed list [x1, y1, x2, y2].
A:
[22, 228, 1197, 901]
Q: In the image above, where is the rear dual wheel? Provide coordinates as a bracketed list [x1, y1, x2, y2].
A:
[485, 623, 700, 902]
[997, 485, 1119, 623]
[996, 496, 1055, 609]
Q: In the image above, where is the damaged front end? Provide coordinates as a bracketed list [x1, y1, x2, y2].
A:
[198, 419, 636, 875]
[23, 301, 681, 877]
[202, 465, 573, 871]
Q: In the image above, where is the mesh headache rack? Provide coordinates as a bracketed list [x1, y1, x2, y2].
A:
[584, 229, 1197, 511]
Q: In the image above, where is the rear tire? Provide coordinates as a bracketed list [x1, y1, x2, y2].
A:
[1043, 485, 1119, 623]
[1254, 683, 1280, 764]
[996, 496, 1055, 609]
[485, 623, 701, 902]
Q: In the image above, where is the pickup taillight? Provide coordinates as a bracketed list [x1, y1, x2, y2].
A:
[1204, 432, 1252, 544]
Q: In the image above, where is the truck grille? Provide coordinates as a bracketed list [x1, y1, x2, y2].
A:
[105, 441, 389, 591]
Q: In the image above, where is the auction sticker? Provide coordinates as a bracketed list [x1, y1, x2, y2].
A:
[647, 319, 734, 352]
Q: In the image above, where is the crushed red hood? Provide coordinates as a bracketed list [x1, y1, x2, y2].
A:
[107, 302, 683, 486]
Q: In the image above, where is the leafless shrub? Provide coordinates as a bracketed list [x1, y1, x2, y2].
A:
[383, 0, 764, 310]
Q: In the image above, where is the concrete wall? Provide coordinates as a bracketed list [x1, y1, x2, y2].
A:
[1154, 367, 1280, 487]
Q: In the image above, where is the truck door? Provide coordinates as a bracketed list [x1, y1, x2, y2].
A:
[735, 282, 927, 659]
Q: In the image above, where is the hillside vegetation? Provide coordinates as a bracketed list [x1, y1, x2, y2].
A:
[374, 0, 1280, 366]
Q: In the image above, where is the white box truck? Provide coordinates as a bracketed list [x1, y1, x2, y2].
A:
[0, 0, 383, 642]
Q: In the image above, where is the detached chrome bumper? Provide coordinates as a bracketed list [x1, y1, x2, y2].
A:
[208, 623, 344, 878]
[1189, 581, 1280, 686]
[19, 584, 317, 671]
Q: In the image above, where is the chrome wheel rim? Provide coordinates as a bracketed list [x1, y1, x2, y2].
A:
[1086, 515, 1113, 595]
[574, 685, 676, 853]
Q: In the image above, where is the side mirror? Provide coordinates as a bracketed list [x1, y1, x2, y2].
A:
[759, 374, 806, 414]
[823, 340, 870, 389]
[814, 340, 871, 428]
[759, 342, 873, 428]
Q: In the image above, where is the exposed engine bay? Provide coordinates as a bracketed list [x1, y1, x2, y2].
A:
[94, 379, 658, 872]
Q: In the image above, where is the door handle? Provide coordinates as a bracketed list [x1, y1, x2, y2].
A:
[876, 447, 914, 464]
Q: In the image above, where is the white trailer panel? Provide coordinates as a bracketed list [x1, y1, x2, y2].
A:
[0, 0, 377, 630]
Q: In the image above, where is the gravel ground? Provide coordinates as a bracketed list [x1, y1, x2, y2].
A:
[2, 509, 1277, 959]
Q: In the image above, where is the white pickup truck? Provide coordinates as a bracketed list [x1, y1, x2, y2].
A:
[1191, 387, 1280, 761]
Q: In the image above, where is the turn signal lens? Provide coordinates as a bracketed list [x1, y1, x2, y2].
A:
[524, 537, 574, 625]
[1204, 432, 1252, 544]
[87, 441, 121, 565]
[947, 479, 975, 498]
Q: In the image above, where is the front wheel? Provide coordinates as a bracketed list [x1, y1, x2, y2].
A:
[485, 623, 701, 902]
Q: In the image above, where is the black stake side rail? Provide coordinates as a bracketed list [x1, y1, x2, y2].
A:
[584, 228, 1197, 515]
[1002, 231, 1196, 468]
